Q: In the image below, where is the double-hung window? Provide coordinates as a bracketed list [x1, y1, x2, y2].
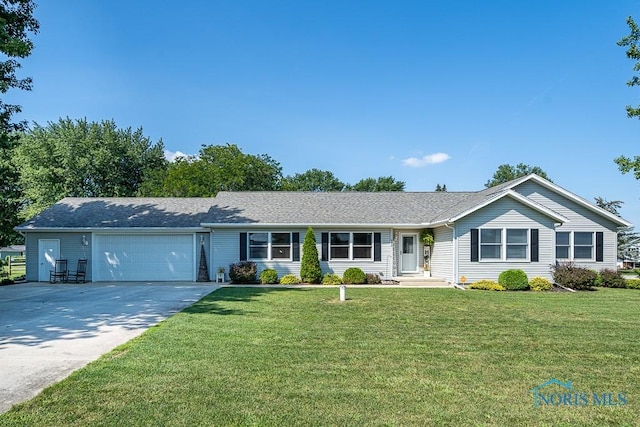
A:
[555, 232, 570, 259]
[573, 232, 593, 259]
[329, 232, 373, 260]
[506, 229, 528, 260]
[480, 229, 502, 260]
[248, 232, 292, 260]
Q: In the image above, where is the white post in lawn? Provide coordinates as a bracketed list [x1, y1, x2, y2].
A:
[339, 285, 346, 301]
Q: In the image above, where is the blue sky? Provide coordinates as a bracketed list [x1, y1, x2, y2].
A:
[8, 1, 640, 226]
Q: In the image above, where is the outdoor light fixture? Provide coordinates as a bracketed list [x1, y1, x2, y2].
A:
[81, 235, 89, 246]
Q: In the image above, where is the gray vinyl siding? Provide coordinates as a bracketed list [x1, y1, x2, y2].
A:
[24, 232, 93, 281]
[431, 226, 454, 283]
[456, 197, 557, 283]
[514, 181, 619, 270]
[211, 228, 393, 281]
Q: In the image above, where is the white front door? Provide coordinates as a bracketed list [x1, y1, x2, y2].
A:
[400, 234, 418, 273]
[39, 239, 60, 281]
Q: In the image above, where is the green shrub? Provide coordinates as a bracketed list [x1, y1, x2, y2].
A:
[259, 269, 279, 284]
[229, 261, 257, 283]
[468, 280, 505, 291]
[626, 279, 640, 289]
[342, 267, 366, 284]
[498, 269, 529, 291]
[280, 274, 301, 285]
[300, 227, 322, 283]
[598, 269, 626, 288]
[550, 262, 597, 290]
[529, 276, 553, 292]
[322, 273, 342, 285]
[365, 273, 382, 284]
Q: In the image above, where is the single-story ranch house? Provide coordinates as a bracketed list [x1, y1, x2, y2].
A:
[15, 174, 631, 284]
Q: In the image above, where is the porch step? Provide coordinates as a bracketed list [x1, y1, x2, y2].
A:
[391, 276, 452, 288]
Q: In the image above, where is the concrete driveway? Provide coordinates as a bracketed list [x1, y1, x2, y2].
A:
[0, 282, 220, 413]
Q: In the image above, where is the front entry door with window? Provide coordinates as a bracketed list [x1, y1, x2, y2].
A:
[39, 239, 60, 281]
[400, 234, 418, 273]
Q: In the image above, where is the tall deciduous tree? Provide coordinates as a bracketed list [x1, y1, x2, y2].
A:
[281, 168, 345, 192]
[0, 0, 38, 245]
[617, 16, 640, 179]
[14, 118, 167, 218]
[159, 143, 282, 196]
[347, 176, 405, 192]
[485, 163, 551, 188]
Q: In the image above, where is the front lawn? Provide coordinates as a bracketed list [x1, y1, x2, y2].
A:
[2, 288, 639, 426]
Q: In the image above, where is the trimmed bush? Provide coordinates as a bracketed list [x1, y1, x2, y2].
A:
[322, 273, 342, 285]
[598, 269, 626, 288]
[342, 267, 366, 284]
[260, 269, 279, 284]
[498, 269, 529, 291]
[468, 280, 505, 291]
[529, 276, 553, 292]
[280, 274, 300, 285]
[229, 261, 257, 283]
[550, 262, 597, 290]
[626, 279, 640, 289]
[365, 273, 382, 284]
[300, 227, 322, 283]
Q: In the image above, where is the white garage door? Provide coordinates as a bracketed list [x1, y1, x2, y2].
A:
[94, 234, 195, 281]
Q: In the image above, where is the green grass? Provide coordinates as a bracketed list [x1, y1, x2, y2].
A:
[2, 288, 640, 426]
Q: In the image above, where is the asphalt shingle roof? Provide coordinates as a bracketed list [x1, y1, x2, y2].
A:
[16, 197, 216, 229]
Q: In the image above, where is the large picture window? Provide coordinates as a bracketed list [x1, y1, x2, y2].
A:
[248, 232, 292, 260]
[329, 232, 373, 260]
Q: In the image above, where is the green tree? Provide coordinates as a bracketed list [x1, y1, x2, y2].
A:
[0, 0, 38, 245]
[159, 144, 282, 196]
[281, 168, 345, 191]
[616, 16, 640, 179]
[435, 183, 447, 192]
[300, 226, 322, 283]
[485, 163, 551, 188]
[14, 118, 167, 218]
[347, 176, 405, 191]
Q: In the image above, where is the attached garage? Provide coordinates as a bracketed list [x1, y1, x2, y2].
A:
[94, 234, 196, 282]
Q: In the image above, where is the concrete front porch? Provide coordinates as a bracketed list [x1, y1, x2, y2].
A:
[391, 275, 452, 288]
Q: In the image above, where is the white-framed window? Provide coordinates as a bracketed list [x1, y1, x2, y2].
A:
[480, 229, 502, 259]
[480, 228, 529, 261]
[573, 232, 593, 260]
[556, 231, 570, 259]
[556, 231, 594, 261]
[249, 232, 292, 260]
[329, 232, 373, 260]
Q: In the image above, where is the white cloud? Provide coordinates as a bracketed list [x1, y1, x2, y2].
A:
[402, 152, 451, 167]
[164, 149, 190, 162]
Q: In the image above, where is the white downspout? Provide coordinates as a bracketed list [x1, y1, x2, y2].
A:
[444, 222, 457, 284]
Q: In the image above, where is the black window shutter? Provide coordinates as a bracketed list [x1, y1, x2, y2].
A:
[596, 232, 604, 262]
[239, 232, 247, 261]
[292, 232, 300, 261]
[374, 232, 382, 261]
[530, 229, 539, 262]
[470, 229, 479, 262]
[321, 232, 329, 261]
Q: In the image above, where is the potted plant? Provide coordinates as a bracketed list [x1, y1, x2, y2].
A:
[420, 229, 434, 246]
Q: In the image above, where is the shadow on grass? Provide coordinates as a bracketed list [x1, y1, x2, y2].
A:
[184, 286, 309, 316]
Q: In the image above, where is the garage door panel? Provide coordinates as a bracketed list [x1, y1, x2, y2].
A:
[95, 234, 194, 281]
